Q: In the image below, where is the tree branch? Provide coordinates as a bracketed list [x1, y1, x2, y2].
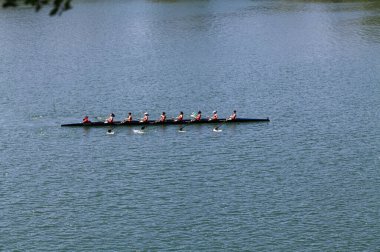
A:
[2, 0, 72, 16]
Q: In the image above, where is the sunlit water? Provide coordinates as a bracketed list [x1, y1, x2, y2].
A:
[1, 0, 379, 250]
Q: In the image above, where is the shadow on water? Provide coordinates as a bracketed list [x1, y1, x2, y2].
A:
[244, 0, 380, 43]
[296, 0, 380, 42]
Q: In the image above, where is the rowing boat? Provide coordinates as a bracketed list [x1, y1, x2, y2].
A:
[61, 118, 269, 127]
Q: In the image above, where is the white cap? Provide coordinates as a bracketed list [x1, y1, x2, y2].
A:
[144, 112, 149, 115]
[213, 111, 217, 114]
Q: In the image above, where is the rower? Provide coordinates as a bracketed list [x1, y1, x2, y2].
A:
[192, 111, 202, 121]
[105, 113, 115, 124]
[82, 116, 91, 123]
[158, 112, 166, 122]
[228, 110, 237, 121]
[140, 112, 149, 123]
[122, 112, 133, 123]
[175, 111, 184, 122]
[209, 111, 218, 121]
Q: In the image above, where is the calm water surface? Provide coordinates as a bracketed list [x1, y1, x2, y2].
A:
[1, 0, 379, 250]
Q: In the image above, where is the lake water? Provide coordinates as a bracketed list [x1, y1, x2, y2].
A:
[1, 0, 379, 250]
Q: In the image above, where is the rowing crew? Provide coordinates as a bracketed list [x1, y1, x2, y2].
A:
[190, 110, 236, 122]
[82, 110, 237, 124]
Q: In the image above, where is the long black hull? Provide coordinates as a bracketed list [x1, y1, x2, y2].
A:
[61, 118, 270, 127]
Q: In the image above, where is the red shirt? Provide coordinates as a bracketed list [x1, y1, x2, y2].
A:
[229, 113, 236, 120]
[160, 114, 166, 122]
[176, 114, 183, 121]
[210, 114, 218, 120]
[195, 114, 201, 121]
[142, 115, 149, 122]
[106, 117, 113, 123]
[83, 117, 90, 123]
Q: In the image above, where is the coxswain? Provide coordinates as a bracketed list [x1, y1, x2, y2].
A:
[82, 116, 91, 123]
[122, 112, 133, 123]
[192, 111, 202, 121]
[209, 111, 218, 121]
[175, 111, 184, 122]
[140, 112, 149, 123]
[105, 113, 115, 123]
[228, 110, 237, 120]
[158, 112, 166, 122]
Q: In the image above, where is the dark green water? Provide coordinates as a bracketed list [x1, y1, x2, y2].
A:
[1, 0, 379, 250]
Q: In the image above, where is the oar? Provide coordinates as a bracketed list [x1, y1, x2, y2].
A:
[140, 117, 173, 131]
[95, 116, 105, 122]
[140, 119, 155, 130]
[140, 122, 149, 130]
[138, 113, 149, 130]
[178, 113, 197, 131]
[178, 121, 192, 131]
[213, 119, 229, 131]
